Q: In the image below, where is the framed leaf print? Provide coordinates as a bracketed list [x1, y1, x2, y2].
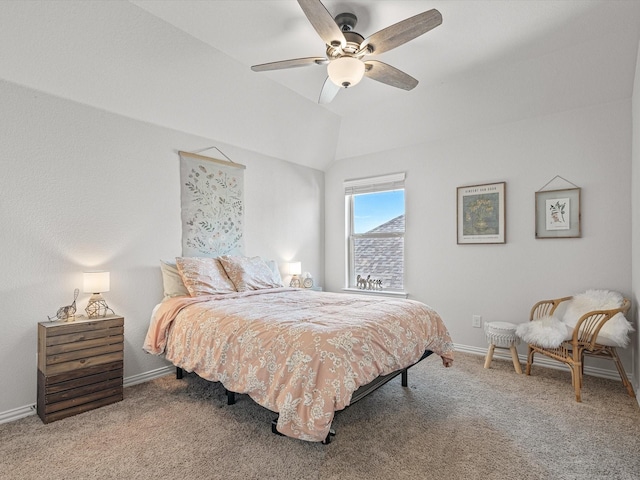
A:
[535, 187, 581, 238]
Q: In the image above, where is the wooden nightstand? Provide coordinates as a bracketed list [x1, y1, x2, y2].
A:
[37, 315, 124, 423]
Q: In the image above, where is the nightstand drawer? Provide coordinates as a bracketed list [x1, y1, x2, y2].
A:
[38, 360, 123, 418]
[43, 361, 123, 393]
[45, 322, 124, 348]
[45, 348, 124, 376]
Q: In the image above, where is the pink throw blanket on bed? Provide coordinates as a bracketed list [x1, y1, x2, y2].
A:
[144, 288, 454, 442]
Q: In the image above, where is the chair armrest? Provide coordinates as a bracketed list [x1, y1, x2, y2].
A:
[530, 296, 573, 320]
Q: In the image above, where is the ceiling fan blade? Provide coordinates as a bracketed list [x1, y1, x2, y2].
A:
[364, 60, 418, 91]
[318, 76, 341, 104]
[360, 9, 442, 55]
[297, 0, 346, 49]
[251, 57, 327, 72]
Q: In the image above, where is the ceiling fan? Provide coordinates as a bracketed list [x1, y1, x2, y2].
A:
[251, 0, 442, 104]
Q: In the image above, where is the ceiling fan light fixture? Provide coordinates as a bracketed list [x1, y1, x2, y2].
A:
[327, 56, 365, 88]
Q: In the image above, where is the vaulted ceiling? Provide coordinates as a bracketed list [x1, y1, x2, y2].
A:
[1, 1, 639, 171]
[133, 1, 640, 163]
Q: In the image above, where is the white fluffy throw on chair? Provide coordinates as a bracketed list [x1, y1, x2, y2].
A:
[516, 289, 634, 348]
[562, 290, 634, 346]
[515, 315, 569, 348]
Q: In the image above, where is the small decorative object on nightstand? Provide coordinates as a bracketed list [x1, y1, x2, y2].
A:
[301, 272, 314, 288]
[48, 288, 79, 322]
[37, 314, 124, 423]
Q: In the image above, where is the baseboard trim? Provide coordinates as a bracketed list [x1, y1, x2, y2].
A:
[454, 343, 635, 384]
[123, 365, 174, 388]
[0, 365, 175, 425]
[0, 404, 37, 424]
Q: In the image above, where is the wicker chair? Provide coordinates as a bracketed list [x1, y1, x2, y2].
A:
[524, 295, 634, 402]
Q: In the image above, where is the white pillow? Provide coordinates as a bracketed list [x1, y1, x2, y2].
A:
[160, 259, 189, 298]
[562, 289, 633, 347]
[264, 259, 284, 286]
[516, 315, 570, 348]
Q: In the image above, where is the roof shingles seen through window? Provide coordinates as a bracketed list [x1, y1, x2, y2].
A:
[354, 215, 404, 289]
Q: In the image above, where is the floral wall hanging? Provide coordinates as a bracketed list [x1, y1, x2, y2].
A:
[179, 150, 245, 256]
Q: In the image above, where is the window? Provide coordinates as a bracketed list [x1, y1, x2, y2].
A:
[345, 173, 405, 292]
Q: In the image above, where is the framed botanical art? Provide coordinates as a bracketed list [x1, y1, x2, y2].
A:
[535, 187, 581, 238]
[457, 182, 506, 244]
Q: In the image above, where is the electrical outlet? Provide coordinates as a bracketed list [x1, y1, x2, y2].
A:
[472, 315, 482, 328]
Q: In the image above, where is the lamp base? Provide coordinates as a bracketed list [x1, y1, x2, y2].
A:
[289, 275, 301, 288]
[85, 293, 115, 318]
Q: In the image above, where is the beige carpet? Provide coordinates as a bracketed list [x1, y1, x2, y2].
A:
[1, 352, 639, 480]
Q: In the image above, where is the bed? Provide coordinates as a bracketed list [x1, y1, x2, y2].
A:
[143, 256, 454, 443]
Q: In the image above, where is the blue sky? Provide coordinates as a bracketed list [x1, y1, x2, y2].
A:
[353, 190, 404, 233]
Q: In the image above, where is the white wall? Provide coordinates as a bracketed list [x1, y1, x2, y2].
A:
[0, 79, 324, 417]
[326, 100, 634, 376]
[632, 40, 640, 399]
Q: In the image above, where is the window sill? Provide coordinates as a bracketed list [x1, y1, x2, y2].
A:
[342, 288, 408, 299]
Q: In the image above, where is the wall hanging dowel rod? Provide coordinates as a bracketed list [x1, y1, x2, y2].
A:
[178, 149, 246, 170]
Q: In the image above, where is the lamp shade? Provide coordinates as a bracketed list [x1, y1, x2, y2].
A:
[327, 56, 365, 88]
[288, 262, 302, 276]
[83, 271, 110, 294]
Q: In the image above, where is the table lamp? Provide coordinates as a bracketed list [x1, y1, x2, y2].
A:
[288, 262, 302, 288]
[83, 271, 114, 318]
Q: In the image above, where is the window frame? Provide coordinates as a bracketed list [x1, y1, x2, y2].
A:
[344, 173, 406, 295]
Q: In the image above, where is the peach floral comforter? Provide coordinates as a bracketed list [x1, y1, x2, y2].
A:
[144, 288, 454, 442]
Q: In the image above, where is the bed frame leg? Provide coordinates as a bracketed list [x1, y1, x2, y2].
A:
[176, 367, 183, 379]
[225, 389, 236, 405]
[401, 368, 408, 387]
[322, 428, 336, 445]
[271, 420, 284, 436]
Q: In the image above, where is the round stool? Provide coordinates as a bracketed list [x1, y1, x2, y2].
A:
[484, 321, 522, 374]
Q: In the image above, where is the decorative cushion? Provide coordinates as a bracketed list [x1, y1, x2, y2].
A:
[160, 259, 190, 298]
[218, 255, 284, 292]
[175, 257, 236, 296]
[516, 315, 570, 348]
[562, 289, 633, 347]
